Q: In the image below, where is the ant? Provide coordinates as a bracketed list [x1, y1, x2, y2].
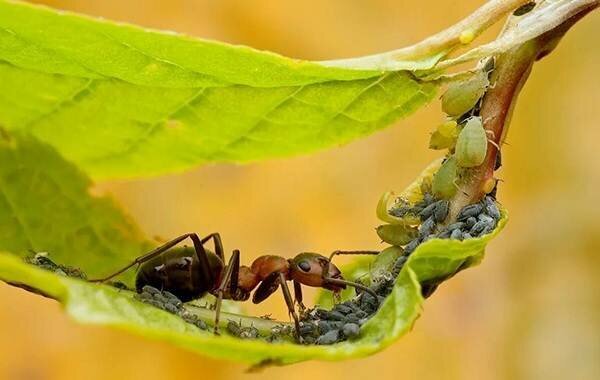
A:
[91, 232, 379, 340]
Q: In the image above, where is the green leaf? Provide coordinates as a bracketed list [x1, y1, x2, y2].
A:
[0, 0, 438, 179]
[0, 132, 149, 282]
[0, 133, 507, 366]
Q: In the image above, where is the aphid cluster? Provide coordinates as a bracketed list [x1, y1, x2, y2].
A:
[226, 320, 260, 339]
[26, 252, 87, 279]
[428, 61, 496, 199]
[135, 285, 209, 330]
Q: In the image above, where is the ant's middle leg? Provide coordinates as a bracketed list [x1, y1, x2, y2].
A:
[200, 233, 225, 261]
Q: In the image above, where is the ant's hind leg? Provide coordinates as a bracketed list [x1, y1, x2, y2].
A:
[90, 233, 203, 283]
[213, 249, 240, 335]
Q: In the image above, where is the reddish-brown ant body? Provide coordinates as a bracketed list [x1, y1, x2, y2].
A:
[92, 233, 378, 340]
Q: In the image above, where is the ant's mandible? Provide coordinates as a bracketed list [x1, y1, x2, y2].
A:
[91, 232, 379, 339]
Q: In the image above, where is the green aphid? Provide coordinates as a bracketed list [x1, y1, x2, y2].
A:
[429, 130, 456, 150]
[441, 72, 489, 117]
[455, 116, 487, 167]
[370, 246, 404, 283]
[432, 155, 458, 199]
[376, 224, 419, 246]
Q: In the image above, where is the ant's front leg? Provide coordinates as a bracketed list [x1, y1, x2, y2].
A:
[328, 250, 380, 267]
[293, 281, 307, 313]
[279, 273, 303, 343]
[213, 249, 240, 335]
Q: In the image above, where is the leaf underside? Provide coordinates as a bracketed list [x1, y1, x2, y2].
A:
[0, 0, 437, 179]
[0, 134, 507, 365]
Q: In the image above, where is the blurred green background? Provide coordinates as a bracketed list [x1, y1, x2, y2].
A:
[1, 1, 598, 379]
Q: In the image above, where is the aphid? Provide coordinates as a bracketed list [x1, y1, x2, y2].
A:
[370, 246, 404, 282]
[432, 156, 459, 199]
[455, 117, 487, 168]
[457, 203, 484, 221]
[483, 196, 501, 220]
[429, 131, 456, 150]
[342, 323, 360, 338]
[404, 238, 421, 255]
[450, 229, 463, 240]
[433, 200, 450, 223]
[419, 217, 436, 238]
[91, 232, 378, 341]
[470, 221, 487, 236]
[376, 224, 419, 246]
[317, 329, 340, 345]
[441, 71, 490, 117]
[466, 216, 477, 228]
[419, 202, 437, 220]
[437, 120, 459, 138]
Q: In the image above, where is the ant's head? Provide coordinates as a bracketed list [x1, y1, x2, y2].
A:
[289, 252, 346, 292]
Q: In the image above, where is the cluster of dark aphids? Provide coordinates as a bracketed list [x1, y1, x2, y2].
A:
[135, 285, 208, 330]
[391, 194, 501, 255]
[297, 194, 501, 344]
[226, 320, 260, 339]
[298, 290, 385, 344]
[26, 252, 87, 279]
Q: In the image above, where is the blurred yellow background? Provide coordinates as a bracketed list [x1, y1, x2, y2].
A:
[1, 1, 599, 379]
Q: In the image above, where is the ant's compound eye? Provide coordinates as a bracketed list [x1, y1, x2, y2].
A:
[298, 260, 311, 272]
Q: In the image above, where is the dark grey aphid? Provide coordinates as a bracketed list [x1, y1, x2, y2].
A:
[447, 222, 465, 231]
[328, 311, 346, 321]
[318, 320, 344, 333]
[419, 202, 437, 220]
[342, 323, 360, 338]
[470, 221, 487, 235]
[450, 229, 463, 240]
[433, 200, 450, 223]
[462, 232, 473, 240]
[437, 229, 452, 239]
[419, 217, 436, 238]
[333, 304, 353, 315]
[457, 204, 484, 221]
[466, 217, 477, 228]
[423, 193, 435, 205]
[164, 303, 179, 314]
[484, 196, 501, 220]
[478, 214, 494, 224]
[299, 322, 317, 336]
[404, 238, 420, 255]
[317, 330, 340, 345]
[142, 285, 161, 296]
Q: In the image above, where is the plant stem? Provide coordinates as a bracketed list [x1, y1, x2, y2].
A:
[446, 3, 599, 221]
[319, 0, 530, 70]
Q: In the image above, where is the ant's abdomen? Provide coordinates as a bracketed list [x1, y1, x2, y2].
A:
[135, 247, 212, 302]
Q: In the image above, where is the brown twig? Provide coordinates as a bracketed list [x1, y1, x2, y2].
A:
[446, 2, 599, 221]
